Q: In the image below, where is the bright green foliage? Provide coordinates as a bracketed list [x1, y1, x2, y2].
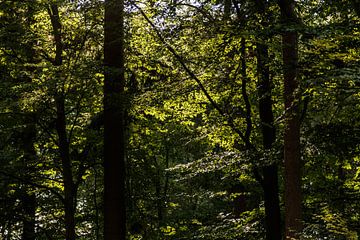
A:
[0, 0, 360, 239]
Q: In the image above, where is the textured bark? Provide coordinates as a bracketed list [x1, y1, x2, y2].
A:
[279, 0, 302, 239]
[48, 5, 76, 240]
[104, 0, 127, 239]
[257, 42, 282, 240]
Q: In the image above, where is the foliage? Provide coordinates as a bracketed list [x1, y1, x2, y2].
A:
[0, 0, 359, 239]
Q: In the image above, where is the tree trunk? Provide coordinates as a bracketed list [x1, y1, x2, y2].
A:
[104, 0, 127, 239]
[228, 38, 251, 217]
[21, 192, 36, 240]
[48, 4, 77, 240]
[254, 1, 282, 239]
[21, 125, 37, 240]
[278, 0, 302, 238]
[257, 41, 282, 240]
[56, 95, 77, 240]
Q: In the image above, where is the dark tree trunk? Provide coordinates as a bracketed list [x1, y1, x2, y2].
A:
[21, 125, 37, 240]
[93, 167, 101, 240]
[21, 192, 36, 240]
[257, 41, 282, 240]
[278, 0, 302, 238]
[162, 146, 170, 219]
[48, 4, 77, 240]
[229, 184, 247, 217]
[240, 38, 252, 143]
[229, 38, 251, 217]
[155, 170, 163, 223]
[254, 2, 282, 238]
[104, 0, 127, 239]
[55, 95, 77, 240]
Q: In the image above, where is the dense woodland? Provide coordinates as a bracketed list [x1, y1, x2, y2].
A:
[0, 0, 360, 239]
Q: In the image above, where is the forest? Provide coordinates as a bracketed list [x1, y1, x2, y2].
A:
[0, 0, 359, 239]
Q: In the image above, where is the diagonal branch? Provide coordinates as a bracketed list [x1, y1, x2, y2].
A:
[133, 2, 255, 148]
[133, 3, 222, 114]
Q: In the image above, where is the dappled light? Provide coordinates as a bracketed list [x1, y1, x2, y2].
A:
[0, 0, 359, 239]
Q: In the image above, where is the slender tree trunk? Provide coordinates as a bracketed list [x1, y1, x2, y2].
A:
[257, 41, 282, 240]
[56, 95, 77, 240]
[21, 192, 36, 240]
[229, 184, 247, 217]
[229, 38, 250, 217]
[155, 170, 163, 223]
[104, 0, 127, 239]
[240, 38, 252, 142]
[93, 167, 101, 240]
[278, 0, 302, 238]
[163, 145, 170, 217]
[48, 5, 76, 240]
[22, 5, 37, 237]
[254, 2, 282, 238]
[21, 125, 37, 240]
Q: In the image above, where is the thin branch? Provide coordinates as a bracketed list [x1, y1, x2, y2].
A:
[133, 2, 254, 148]
[174, 3, 215, 22]
[67, 91, 85, 143]
[74, 145, 92, 188]
[0, 170, 65, 204]
[134, 3, 222, 114]
[35, 118, 59, 148]
[240, 38, 252, 143]
[132, 2, 263, 184]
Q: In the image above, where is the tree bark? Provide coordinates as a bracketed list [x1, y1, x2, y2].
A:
[104, 0, 127, 239]
[257, 41, 282, 240]
[278, 0, 302, 238]
[48, 4, 77, 240]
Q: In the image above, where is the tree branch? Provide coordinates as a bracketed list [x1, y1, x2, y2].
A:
[0, 170, 65, 204]
[133, 2, 255, 148]
[240, 38, 252, 144]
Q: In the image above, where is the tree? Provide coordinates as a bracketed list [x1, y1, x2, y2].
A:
[1, 0, 360, 239]
[47, 4, 78, 239]
[104, 0, 127, 239]
[278, 0, 302, 238]
[255, 1, 282, 239]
